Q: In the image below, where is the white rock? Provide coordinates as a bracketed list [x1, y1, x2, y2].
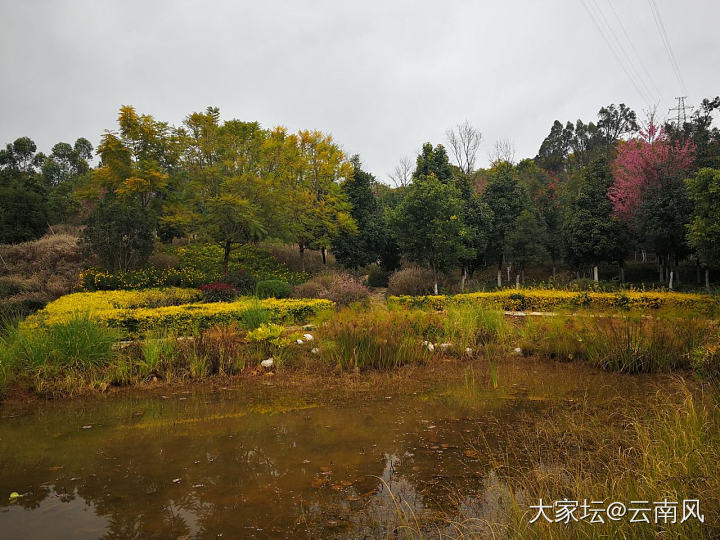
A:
[296, 338, 304, 344]
[311, 347, 320, 355]
[303, 333, 314, 341]
[439, 342, 451, 350]
[513, 347, 523, 355]
[422, 340, 428, 346]
[261, 358, 274, 368]
[427, 342, 435, 352]
[465, 347, 473, 355]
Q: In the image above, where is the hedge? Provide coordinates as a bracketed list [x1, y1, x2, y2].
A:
[24, 289, 334, 338]
[388, 289, 720, 315]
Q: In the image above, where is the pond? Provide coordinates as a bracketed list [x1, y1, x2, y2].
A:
[0, 358, 673, 538]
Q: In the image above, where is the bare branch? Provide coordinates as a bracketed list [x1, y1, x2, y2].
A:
[388, 156, 413, 188]
[489, 138, 516, 165]
[445, 120, 482, 175]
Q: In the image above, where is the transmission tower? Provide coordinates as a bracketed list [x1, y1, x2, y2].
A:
[668, 96, 694, 126]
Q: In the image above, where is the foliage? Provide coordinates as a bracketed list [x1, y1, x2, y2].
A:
[443, 303, 510, 351]
[81, 195, 155, 271]
[388, 288, 719, 314]
[24, 291, 333, 338]
[198, 282, 239, 302]
[256, 279, 291, 299]
[686, 168, 720, 269]
[562, 157, 627, 268]
[391, 175, 470, 292]
[386, 267, 435, 296]
[366, 264, 389, 287]
[610, 122, 695, 221]
[291, 273, 369, 306]
[331, 156, 398, 270]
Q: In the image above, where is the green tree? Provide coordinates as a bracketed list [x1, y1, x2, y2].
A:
[686, 168, 720, 290]
[0, 137, 48, 243]
[480, 162, 529, 286]
[331, 156, 398, 270]
[507, 209, 548, 284]
[81, 195, 154, 271]
[391, 175, 470, 294]
[562, 157, 627, 280]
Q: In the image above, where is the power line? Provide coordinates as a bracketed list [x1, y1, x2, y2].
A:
[589, 0, 656, 103]
[647, 0, 687, 94]
[606, 0, 662, 100]
[580, 0, 652, 106]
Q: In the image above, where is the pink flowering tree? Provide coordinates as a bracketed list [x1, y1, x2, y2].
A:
[609, 121, 695, 222]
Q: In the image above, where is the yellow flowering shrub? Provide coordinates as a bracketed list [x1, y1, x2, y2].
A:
[388, 289, 719, 315]
[24, 289, 334, 338]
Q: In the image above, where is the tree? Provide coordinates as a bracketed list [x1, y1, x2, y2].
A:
[81, 195, 154, 271]
[686, 168, 720, 290]
[391, 175, 470, 294]
[165, 110, 285, 274]
[445, 121, 481, 176]
[507, 209, 548, 283]
[609, 118, 695, 282]
[289, 130, 355, 267]
[458, 194, 493, 291]
[413, 143, 453, 184]
[562, 157, 627, 280]
[0, 137, 49, 243]
[479, 162, 529, 286]
[490, 138, 516, 166]
[331, 156, 397, 270]
[597, 103, 638, 146]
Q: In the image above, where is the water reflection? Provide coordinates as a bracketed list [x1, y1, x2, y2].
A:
[0, 358, 668, 538]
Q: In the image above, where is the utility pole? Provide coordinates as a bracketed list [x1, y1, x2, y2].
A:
[668, 96, 693, 127]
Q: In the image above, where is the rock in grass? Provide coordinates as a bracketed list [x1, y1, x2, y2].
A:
[297, 338, 304, 344]
[513, 347, 522, 355]
[261, 358, 274, 369]
[427, 342, 435, 352]
[311, 347, 320, 355]
[303, 333, 314, 341]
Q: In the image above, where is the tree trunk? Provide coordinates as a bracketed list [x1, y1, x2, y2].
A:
[506, 265, 511, 282]
[321, 247, 326, 264]
[460, 266, 467, 293]
[697, 259, 702, 285]
[706, 268, 711, 292]
[658, 263, 663, 283]
[299, 243, 305, 273]
[552, 264, 556, 280]
[620, 266, 625, 283]
[593, 265, 599, 283]
[223, 240, 232, 277]
[432, 266, 439, 295]
[497, 269, 502, 288]
[669, 271, 674, 290]
[515, 274, 520, 289]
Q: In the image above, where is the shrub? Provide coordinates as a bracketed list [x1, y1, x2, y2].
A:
[256, 279, 291, 299]
[224, 269, 257, 294]
[200, 323, 244, 374]
[147, 253, 180, 269]
[291, 273, 369, 306]
[0, 277, 25, 298]
[24, 291, 334, 338]
[198, 282, 239, 303]
[387, 267, 435, 296]
[518, 315, 587, 361]
[692, 344, 720, 385]
[389, 288, 720, 315]
[0, 298, 46, 319]
[239, 303, 270, 330]
[366, 264, 389, 288]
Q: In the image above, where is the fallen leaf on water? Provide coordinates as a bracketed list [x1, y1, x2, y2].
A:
[331, 484, 343, 491]
[464, 449, 480, 459]
[319, 466, 332, 473]
[192, 484, 204, 488]
[345, 496, 361, 502]
[9, 492, 21, 501]
[48, 466, 64, 471]
[172, 478, 182, 484]
[81, 425, 92, 430]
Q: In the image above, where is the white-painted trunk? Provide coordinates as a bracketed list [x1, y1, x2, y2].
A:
[497, 270, 502, 288]
[460, 268, 467, 293]
[434, 281, 438, 295]
[706, 269, 710, 292]
[515, 274, 520, 289]
[593, 266, 599, 283]
[669, 271, 674, 290]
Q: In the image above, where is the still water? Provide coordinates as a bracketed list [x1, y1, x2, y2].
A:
[0, 359, 667, 538]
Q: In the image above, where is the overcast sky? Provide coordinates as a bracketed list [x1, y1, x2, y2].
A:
[1, 0, 718, 181]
